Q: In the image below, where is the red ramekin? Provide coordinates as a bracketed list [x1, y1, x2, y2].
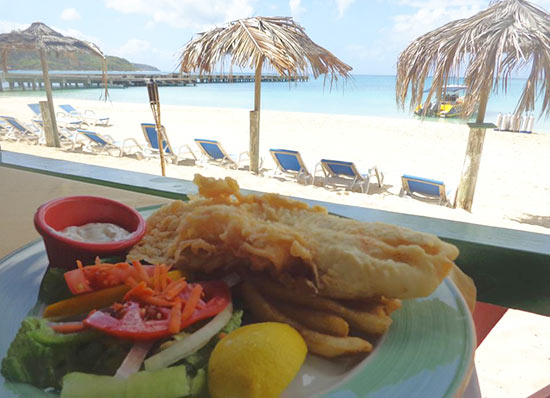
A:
[34, 196, 147, 269]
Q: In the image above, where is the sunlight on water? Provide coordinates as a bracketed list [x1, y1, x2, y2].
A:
[2, 74, 549, 133]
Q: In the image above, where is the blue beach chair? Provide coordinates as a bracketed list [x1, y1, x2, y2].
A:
[28, 103, 82, 129]
[195, 138, 250, 169]
[59, 104, 109, 126]
[269, 149, 312, 184]
[141, 123, 196, 164]
[75, 129, 143, 157]
[314, 159, 383, 193]
[399, 174, 453, 206]
[0, 116, 41, 144]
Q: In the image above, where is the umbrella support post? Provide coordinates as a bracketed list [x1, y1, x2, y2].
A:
[39, 101, 59, 147]
[249, 110, 260, 173]
[39, 49, 60, 148]
[454, 126, 487, 211]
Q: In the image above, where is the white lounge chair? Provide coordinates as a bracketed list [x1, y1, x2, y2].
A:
[0, 116, 41, 144]
[59, 104, 110, 126]
[74, 129, 144, 157]
[195, 138, 252, 169]
[140, 123, 196, 164]
[313, 159, 383, 193]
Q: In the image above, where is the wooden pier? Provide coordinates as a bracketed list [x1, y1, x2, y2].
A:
[0, 72, 308, 91]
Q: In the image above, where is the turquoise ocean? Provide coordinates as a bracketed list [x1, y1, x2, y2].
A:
[2, 73, 550, 133]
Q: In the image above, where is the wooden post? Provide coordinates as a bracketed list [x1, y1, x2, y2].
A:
[39, 49, 61, 148]
[39, 101, 60, 147]
[455, 88, 490, 211]
[249, 56, 264, 174]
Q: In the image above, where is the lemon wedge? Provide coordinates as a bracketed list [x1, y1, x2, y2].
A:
[208, 322, 307, 398]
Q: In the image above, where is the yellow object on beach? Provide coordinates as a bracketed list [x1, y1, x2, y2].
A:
[208, 322, 307, 398]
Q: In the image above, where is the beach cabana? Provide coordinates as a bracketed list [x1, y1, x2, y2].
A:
[178, 16, 352, 174]
[0, 22, 107, 147]
[396, 0, 550, 211]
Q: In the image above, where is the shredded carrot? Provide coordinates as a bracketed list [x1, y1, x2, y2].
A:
[141, 295, 175, 307]
[50, 321, 86, 334]
[168, 298, 183, 334]
[164, 279, 188, 300]
[132, 260, 151, 286]
[153, 264, 161, 293]
[218, 332, 227, 339]
[124, 281, 153, 301]
[76, 260, 84, 270]
[125, 276, 139, 288]
[181, 285, 203, 321]
[160, 265, 168, 291]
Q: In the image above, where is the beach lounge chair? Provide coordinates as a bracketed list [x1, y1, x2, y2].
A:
[27, 103, 82, 129]
[269, 149, 312, 184]
[75, 129, 143, 157]
[0, 116, 42, 144]
[399, 174, 452, 206]
[59, 104, 110, 126]
[314, 159, 383, 193]
[140, 123, 196, 164]
[195, 139, 250, 169]
[30, 119, 85, 149]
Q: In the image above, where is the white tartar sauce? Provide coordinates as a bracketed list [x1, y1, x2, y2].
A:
[58, 222, 131, 243]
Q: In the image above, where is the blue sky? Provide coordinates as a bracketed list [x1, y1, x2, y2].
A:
[2, 0, 550, 74]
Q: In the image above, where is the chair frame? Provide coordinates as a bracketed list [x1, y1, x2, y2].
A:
[269, 149, 312, 184]
[314, 159, 383, 193]
[0, 116, 41, 144]
[140, 123, 196, 164]
[27, 103, 83, 130]
[399, 175, 450, 206]
[59, 104, 109, 126]
[75, 129, 143, 157]
[195, 138, 250, 169]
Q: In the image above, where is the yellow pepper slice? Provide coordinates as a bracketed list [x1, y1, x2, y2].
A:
[43, 270, 182, 321]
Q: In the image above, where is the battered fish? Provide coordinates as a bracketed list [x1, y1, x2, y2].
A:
[128, 174, 458, 299]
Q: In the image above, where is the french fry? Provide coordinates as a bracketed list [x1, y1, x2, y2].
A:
[241, 281, 372, 358]
[252, 276, 392, 335]
[274, 301, 349, 337]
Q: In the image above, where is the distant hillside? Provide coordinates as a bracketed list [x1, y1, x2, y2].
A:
[5, 50, 159, 71]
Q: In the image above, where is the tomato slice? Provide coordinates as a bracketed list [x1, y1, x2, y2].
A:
[84, 281, 231, 340]
[65, 263, 156, 295]
[180, 281, 231, 329]
[85, 302, 172, 340]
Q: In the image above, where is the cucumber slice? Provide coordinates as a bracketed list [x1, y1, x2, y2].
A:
[61, 373, 125, 398]
[61, 366, 190, 398]
[126, 366, 190, 398]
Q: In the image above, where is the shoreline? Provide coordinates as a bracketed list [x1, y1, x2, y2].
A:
[1, 95, 549, 236]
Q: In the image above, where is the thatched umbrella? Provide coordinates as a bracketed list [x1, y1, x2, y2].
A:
[396, 0, 550, 211]
[179, 16, 352, 174]
[0, 22, 107, 147]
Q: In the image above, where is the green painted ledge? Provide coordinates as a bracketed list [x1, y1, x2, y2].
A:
[1, 151, 549, 315]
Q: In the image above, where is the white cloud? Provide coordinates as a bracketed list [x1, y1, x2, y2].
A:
[336, 0, 355, 18]
[289, 0, 305, 19]
[391, 0, 485, 44]
[60, 8, 81, 21]
[115, 39, 151, 58]
[104, 0, 256, 30]
[0, 21, 28, 33]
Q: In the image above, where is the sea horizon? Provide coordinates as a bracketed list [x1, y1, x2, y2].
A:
[2, 73, 549, 133]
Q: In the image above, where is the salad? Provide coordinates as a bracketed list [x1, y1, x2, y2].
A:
[1, 259, 242, 398]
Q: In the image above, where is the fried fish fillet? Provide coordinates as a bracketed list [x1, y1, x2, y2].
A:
[128, 174, 458, 299]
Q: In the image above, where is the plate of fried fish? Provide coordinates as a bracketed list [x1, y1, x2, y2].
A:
[0, 174, 475, 398]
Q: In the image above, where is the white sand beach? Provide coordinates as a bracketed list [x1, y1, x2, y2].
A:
[1, 95, 549, 235]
